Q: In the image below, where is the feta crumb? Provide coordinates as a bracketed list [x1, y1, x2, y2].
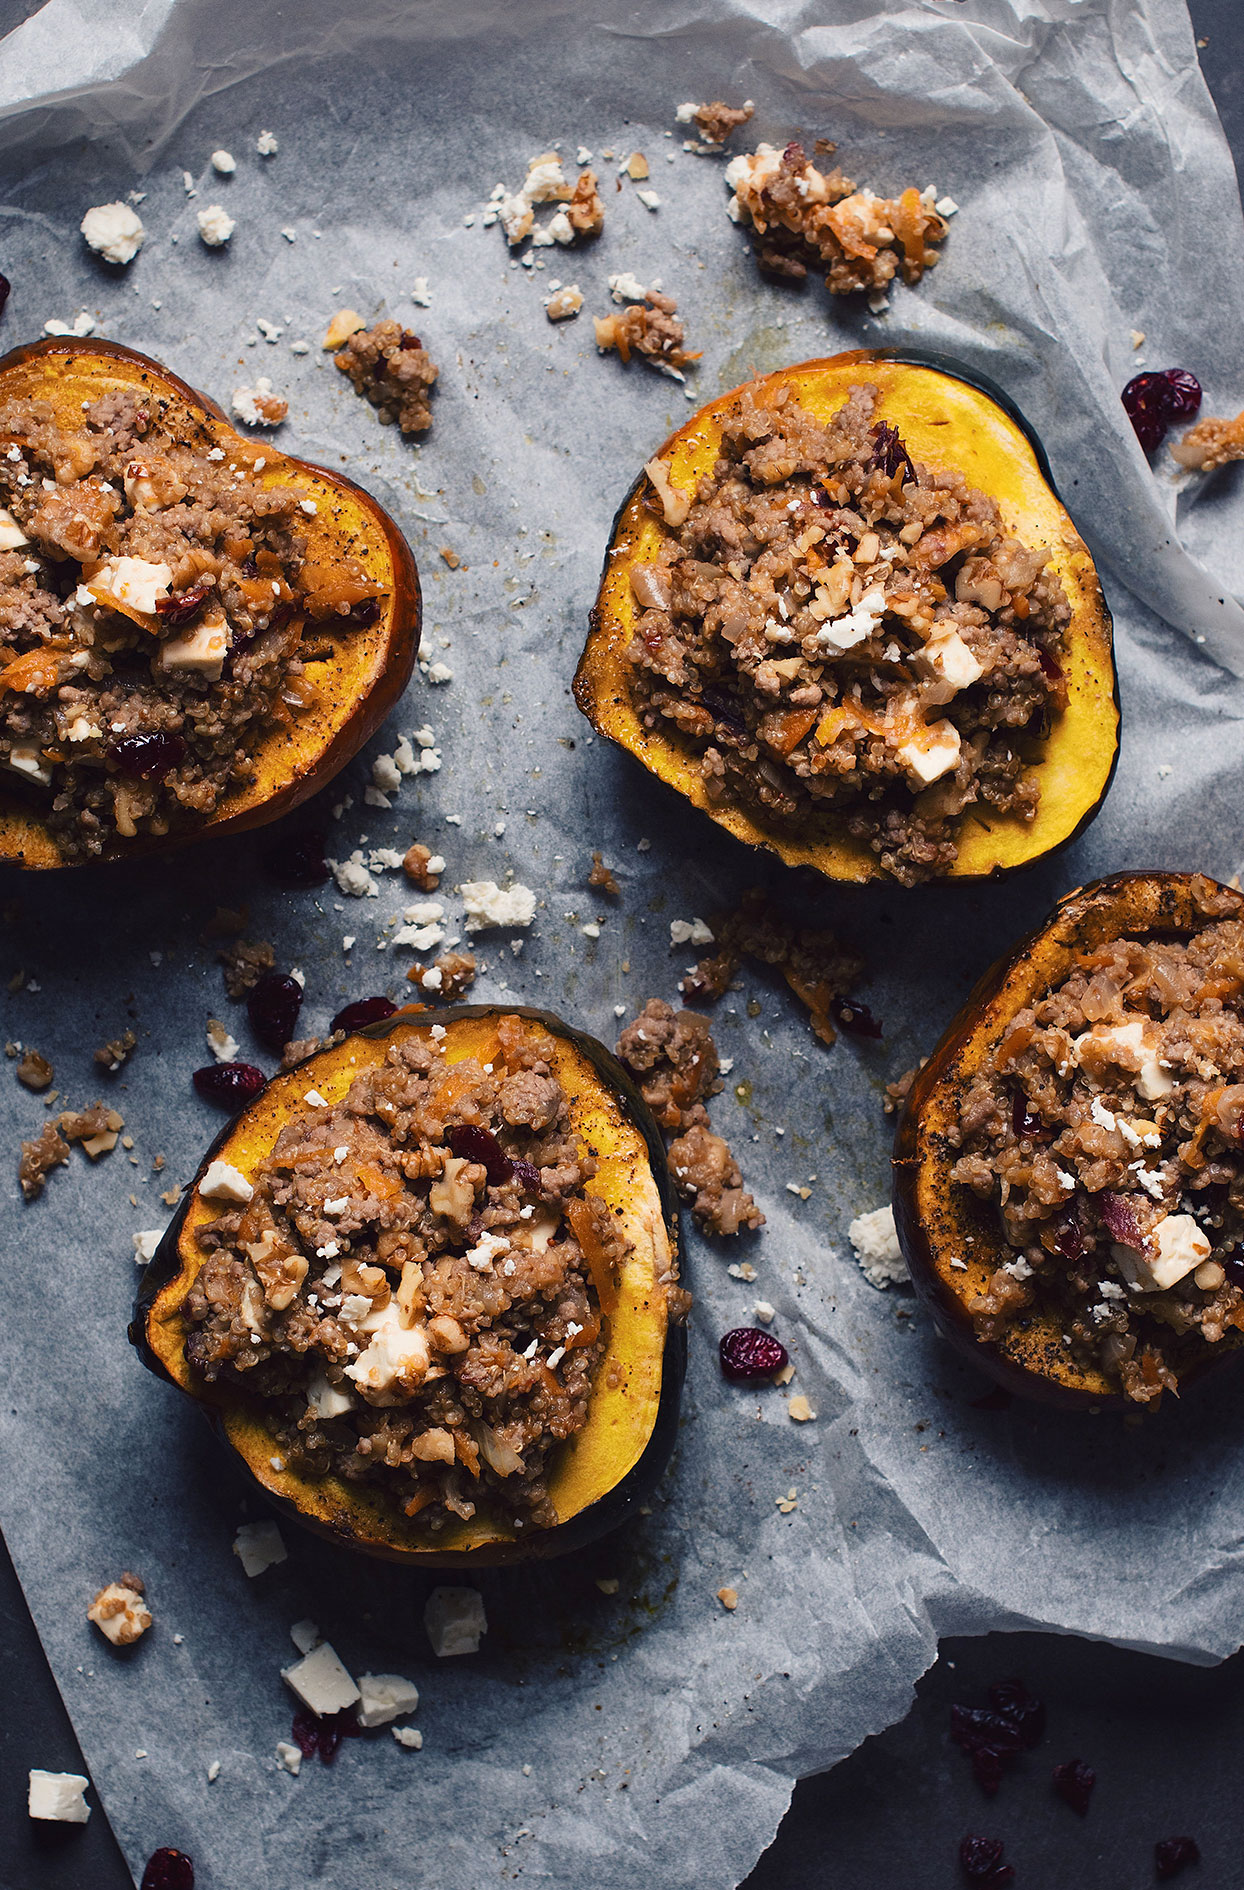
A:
[393, 1726, 424, 1749]
[28, 1771, 90, 1824]
[132, 1229, 163, 1263]
[424, 1585, 487, 1656]
[788, 1394, 816, 1422]
[727, 1260, 757, 1282]
[636, 187, 661, 210]
[329, 852, 380, 898]
[232, 1520, 287, 1577]
[282, 1641, 360, 1716]
[80, 202, 145, 265]
[210, 149, 236, 173]
[206, 1017, 239, 1063]
[201, 1160, 253, 1205]
[256, 130, 279, 156]
[207, 1759, 221, 1782]
[754, 1300, 775, 1324]
[426, 660, 453, 683]
[275, 1741, 302, 1775]
[231, 377, 286, 427]
[411, 277, 431, 306]
[669, 917, 713, 947]
[609, 270, 653, 303]
[290, 1618, 321, 1653]
[460, 879, 537, 931]
[935, 195, 959, 216]
[372, 753, 403, 794]
[197, 204, 236, 247]
[545, 283, 584, 322]
[304, 1089, 329, 1108]
[357, 1672, 420, 1727]
[43, 311, 96, 337]
[848, 1204, 908, 1289]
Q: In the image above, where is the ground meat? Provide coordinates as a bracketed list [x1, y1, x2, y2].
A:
[0, 383, 389, 858]
[19, 1119, 69, 1197]
[217, 937, 275, 998]
[407, 950, 476, 1002]
[334, 321, 439, 435]
[16, 1048, 53, 1089]
[616, 998, 762, 1235]
[594, 291, 699, 374]
[1171, 410, 1244, 471]
[625, 380, 1068, 884]
[588, 850, 620, 896]
[948, 880, 1244, 1403]
[690, 99, 754, 146]
[180, 1017, 677, 1535]
[726, 140, 947, 294]
[680, 888, 865, 1044]
[94, 1029, 137, 1071]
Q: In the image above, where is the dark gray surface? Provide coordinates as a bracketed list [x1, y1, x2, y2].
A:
[1, 1, 1241, 1885]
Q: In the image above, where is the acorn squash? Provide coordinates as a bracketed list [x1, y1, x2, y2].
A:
[131, 1006, 685, 1565]
[0, 337, 419, 868]
[577, 349, 1118, 884]
[892, 872, 1244, 1407]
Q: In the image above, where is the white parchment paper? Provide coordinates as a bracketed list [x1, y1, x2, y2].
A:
[2, 3, 1244, 1886]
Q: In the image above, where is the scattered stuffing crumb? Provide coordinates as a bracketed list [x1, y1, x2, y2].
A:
[717, 1586, 739, 1610]
[231, 378, 288, 427]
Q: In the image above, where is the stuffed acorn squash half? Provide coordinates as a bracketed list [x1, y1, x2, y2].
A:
[0, 338, 419, 867]
[577, 349, 1118, 886]
[893, 872, 1244, 1407]
[132, 1007, 685, 1564]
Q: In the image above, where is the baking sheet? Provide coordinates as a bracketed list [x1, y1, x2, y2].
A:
[2, 1, 1244, 1885]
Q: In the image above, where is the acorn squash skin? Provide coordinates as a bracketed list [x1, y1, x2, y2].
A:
[892, 872, 1244, 1408]
[577, 348, 1119, 887]
[131, 1006, 686, 1567]
[0, 338, 420, 869]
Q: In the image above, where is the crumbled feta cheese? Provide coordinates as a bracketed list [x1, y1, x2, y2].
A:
[290, 1618, 321, 1653]
[275, 1741, 302, 1775]
[464, 1231, 509, 1272]
[935, 195, 959, 217]
[848, 1204, 908, 1289]
[411, 277, 431, 307]
[197, 203, 236, 247]
[282, 1641, 360, 1716]
[329, 852, 380, 898]
[233, 1520, 287, 1577]
[207, 1759, 221, 1782]
[460, 879, 537, 931]
[545, 283, 584, 322]
[815, 583, 887, 653]
[80, 202, 145, 265]
[206, 1018, 239, 1063]
[609, 270, 654, 303]
[896, 720, 961, 787]
[754, 1300, 776, 1324]
[426, 660, 453, 683]
[231, 377, 286, 427]
[159, 613, 229, 679]
[28, 1771, 90, 1823]
[210, 148, 237, 173]
[424, 1585, 487, 1657]
[393, 1726, 424, 1749]
[0, 508, 28, 550]
[392, 922, 445, 952]
[636, 187, 661, 211]
[669, 917, 713, 947]
[256, 129, 279, 156]
[306, 1371, 354, 1418]
[304, 1089, 329, 1108]
[43, 311, 96, 337]
[200, 1160, 253, 1205]
[5, 745, 51, 785]
[357, 1672, 420, 1727]
[132, 1229, 163, 1264]
[1111, 1212, 1211, 1293]
[1073, 1018, 1175, 1103]
[915, 628, 983, 692]
[89, 554, 172, 616]
[372, 753, 402, 794]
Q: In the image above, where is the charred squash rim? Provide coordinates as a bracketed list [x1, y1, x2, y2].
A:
[576, 348, 1119, 885]
[0, 337, 420, 868]
[131, 1006, 685, 1565]
[892, 872, 1244, 1407]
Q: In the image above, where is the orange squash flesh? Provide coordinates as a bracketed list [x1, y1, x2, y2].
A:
[132, 1008, 684, 1565]
[0, 338, 420, 868]
[892, 873, 1244, 1407]
[577, 349, 1119, 885]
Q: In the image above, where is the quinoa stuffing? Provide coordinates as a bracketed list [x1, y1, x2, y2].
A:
[19, 1101, 124, 1198]
[594, 290, 699, 377]
[617, 998, 763, 1236]
[679, 99, 755, 147]
[407, 950, 477, 1001]
[1171, 409, 1244, 471]
[217, 936, 275, 999]
[725, 140, 948, 294]
[0, 384, 390, 857]
[332, 321, 439, 435]
[679, 888, 867, 1045]
[181, 1016, 680, 1533]
[626, 381, 1070, 883]
[949, 879, 1244, 1404]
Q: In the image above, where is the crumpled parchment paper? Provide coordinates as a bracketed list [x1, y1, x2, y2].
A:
[2, 3, 1244, 1886]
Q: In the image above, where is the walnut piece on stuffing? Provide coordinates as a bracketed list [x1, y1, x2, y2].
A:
[334, 321, 439, 435]
[1170, 410, 1244, 471]
[87, 1572, 152, 1647]
[593, 291, 700, 373]
[726, 140, 948, 294]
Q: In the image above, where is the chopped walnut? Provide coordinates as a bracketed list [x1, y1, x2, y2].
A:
[19, 1119, 70, 1199]
[402, 842, 443, 891]
[1170, 411, 1244, 471]
[94, 1029, 137, 1072]
[16, 1048, 53, 1090]
[565, 170, 605, 238]
[588, 850, 620, 897]
[60, 1104, 124, 1159]
[407, 950, 477, 1002]
[334, 320, 439, 435]
[680, 889, 866, 1046]
[726, 140, 947, 294]
[217, 937, 275, 999]
[593, 290, 699, 373]
[688, 99, 755, 146]
[87, 1572, 151, 1647]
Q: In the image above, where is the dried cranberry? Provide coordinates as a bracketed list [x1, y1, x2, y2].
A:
[291, 1707, 321, 1758]
[511, 1158, 542, 1194]
[1155, 1836, 1201, 1880]
[248, 971, 304, 1052]
[1053, 1210, 1083, 1260]
[331, 995, 398, 1034]
[959, 1835, 1014, 1887]
[868, 421, 916, 483]
[193, 1062, 266, 1109]
[829, 995, 883, 1039]
[141, 1851, 194, 1890]
[398, 332, 424, 352]
[448, 1121, 513, 1185]
[1036, 645, 1064, 686]
[952, 1679, 1045, 1794]
[292, 1705, 362, 1764]
[1099, 1191, 1147, 1249]
[988, 1677, 1046, 1748]
[1010, 1086, 1044, 1138]
[263, 829, 329, 889]
[1052, 1757, 1096, 1816]
[702, 693, 748, 735]
[719, 1327, 789, 1380]
[1122, 369, 1202, 452]
[108, 730, 185, 781]
[155, 578, 213, 626]
[346, 596, 382, 625]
